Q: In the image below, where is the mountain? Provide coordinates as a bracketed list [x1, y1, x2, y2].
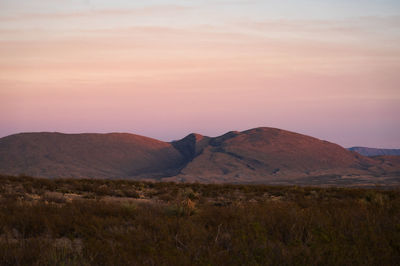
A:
[166, 128, 398, 184]
[348, 147, 400, 157]
[0, 128, 399, 185]
[0, 132, 185, 179]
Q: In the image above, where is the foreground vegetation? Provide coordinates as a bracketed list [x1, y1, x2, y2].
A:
[0, 175, 399, 265]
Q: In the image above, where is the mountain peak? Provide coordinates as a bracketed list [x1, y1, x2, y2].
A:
[171, 133, 209, 162]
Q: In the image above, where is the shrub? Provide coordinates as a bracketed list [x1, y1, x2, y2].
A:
[0, 175, 399, 265]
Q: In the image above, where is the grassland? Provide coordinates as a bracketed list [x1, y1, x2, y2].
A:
[0, 175, 399, 265]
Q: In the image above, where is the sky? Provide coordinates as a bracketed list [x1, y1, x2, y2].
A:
[1, 0, 399, 148]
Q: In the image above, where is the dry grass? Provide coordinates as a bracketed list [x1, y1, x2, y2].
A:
[0, 174, 399, 265]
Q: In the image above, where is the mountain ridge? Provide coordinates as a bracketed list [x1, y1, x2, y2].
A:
[348, 146, 400, 157]
[0, 127, 399, 185]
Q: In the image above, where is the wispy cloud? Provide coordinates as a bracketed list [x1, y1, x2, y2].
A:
[0, 5, 190, 21]
[236, 16, 400, 36]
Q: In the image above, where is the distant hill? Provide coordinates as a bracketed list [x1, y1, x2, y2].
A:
[348, 147, 400, 157]
[0, 132, 185, 179]
[0, 128, 399, 185]
[168, 128, 374, 183]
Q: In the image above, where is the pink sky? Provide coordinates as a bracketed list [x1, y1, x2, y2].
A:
[1, 1, 399, 148]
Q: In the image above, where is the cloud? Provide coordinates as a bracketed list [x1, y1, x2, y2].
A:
[0, 5, 191, 21]
[235, 16, 400, 37]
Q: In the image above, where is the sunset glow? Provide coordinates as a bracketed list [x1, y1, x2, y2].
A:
[1, 0, 399, 147]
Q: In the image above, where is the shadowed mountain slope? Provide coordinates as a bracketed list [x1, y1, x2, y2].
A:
[0, 128, 399, 184]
